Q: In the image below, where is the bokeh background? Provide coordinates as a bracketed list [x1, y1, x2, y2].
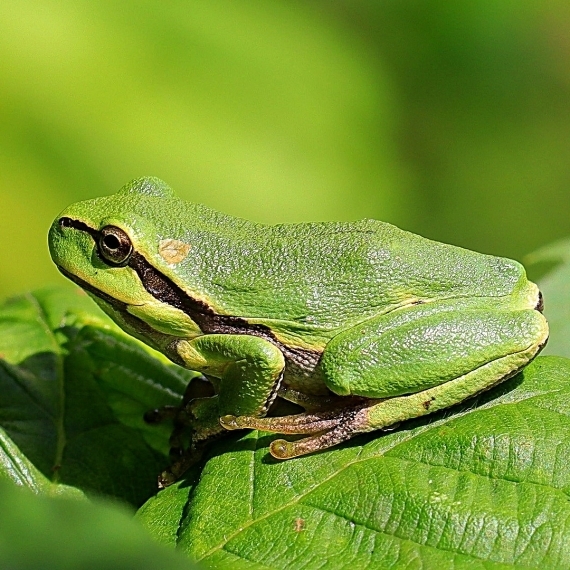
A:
[1, 0, 569, 299]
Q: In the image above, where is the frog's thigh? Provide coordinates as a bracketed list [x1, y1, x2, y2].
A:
[269, 322, 543, 459]
[224, 309, 547, 460]
[321, 308, 548, 399]
[176, 334, 285, 417]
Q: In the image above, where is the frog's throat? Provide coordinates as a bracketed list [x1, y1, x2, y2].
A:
[57, 217, 321, 373]
[56, 263, 186, 365]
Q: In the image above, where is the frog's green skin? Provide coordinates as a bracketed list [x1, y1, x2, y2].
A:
[48, 177, 548, 484]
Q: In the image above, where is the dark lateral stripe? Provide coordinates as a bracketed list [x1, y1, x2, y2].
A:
[129, 250, 321, 369]
[60, 217, 99, 238]
[60, 217, 322, 370]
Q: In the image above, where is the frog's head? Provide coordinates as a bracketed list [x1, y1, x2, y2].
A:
[48, 177, 204, 339]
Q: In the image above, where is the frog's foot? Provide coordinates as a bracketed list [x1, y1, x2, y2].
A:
[220, 398, 376, 459]
[270, 423, 360, 459]
[157, 398, 229, 488]
[221, 409, 342, 435]
[236, 344, 544, 461]
[158, 450, 197, 489]
[159, 431, 227, 488]
[144, 375, 220, 462]
[144, 374, 216, 425]
[144, 403, 195, 460]
[158, 437, 215, 488]
[143, 406, 182, 460]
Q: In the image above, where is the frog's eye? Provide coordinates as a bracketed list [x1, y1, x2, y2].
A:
[98, 226, 133, 266]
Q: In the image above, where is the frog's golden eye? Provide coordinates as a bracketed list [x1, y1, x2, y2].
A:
[98, 226, 133, 266]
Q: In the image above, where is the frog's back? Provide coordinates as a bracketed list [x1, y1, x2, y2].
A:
[83, 186, 527, 340]
[173, 208, 526, 334]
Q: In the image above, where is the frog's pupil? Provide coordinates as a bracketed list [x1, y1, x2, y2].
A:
[104, 234, 120, 250]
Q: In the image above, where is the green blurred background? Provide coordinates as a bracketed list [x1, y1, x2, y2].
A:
[1, 0, 569, 299]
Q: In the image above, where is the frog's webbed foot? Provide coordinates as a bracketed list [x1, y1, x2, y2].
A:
[144, 375, 227, 485]
[157, 435, 223, 488]
[220, 396, 377, 459]
[151, 399, 227, 488]
[144, 373, 216, 426]
[144, 404, 193, 462]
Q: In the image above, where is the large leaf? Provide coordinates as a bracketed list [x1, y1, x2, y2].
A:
[4, 285, 570, 568]
[138, 356, 570, 569]
[0, 286, 192, 506]
[527, 238, 570, 358]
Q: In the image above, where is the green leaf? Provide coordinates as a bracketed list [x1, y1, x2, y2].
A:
[138, 356, 570, 569]
[526, 238, 570, 358]
[0, 478, 197, 570]
[5, 285, 569, 568]
[0, 286, 192, 506]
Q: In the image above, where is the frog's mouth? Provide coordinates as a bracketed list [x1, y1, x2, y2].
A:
[56, 263, 133, 313]
[55, 262, 189, 366]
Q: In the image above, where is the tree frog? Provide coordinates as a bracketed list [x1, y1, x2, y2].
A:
[48, 177, 548, 485]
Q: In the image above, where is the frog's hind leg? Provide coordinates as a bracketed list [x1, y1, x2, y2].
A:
[220, 397, 376, 458]
[270, 422, 359, 459]
[267, 403, 374, 458]
[222, 350, 536, 460]
[224, 306, 548, 460]
[221, 407, 344, 435]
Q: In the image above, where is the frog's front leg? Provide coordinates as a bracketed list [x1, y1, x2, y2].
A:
[176, 333, 286, 431]
[158, 333, 285, 485]
[223, 307, 548, 459]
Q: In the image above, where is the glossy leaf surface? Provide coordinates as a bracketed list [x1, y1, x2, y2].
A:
[138, 356, 570, 569]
